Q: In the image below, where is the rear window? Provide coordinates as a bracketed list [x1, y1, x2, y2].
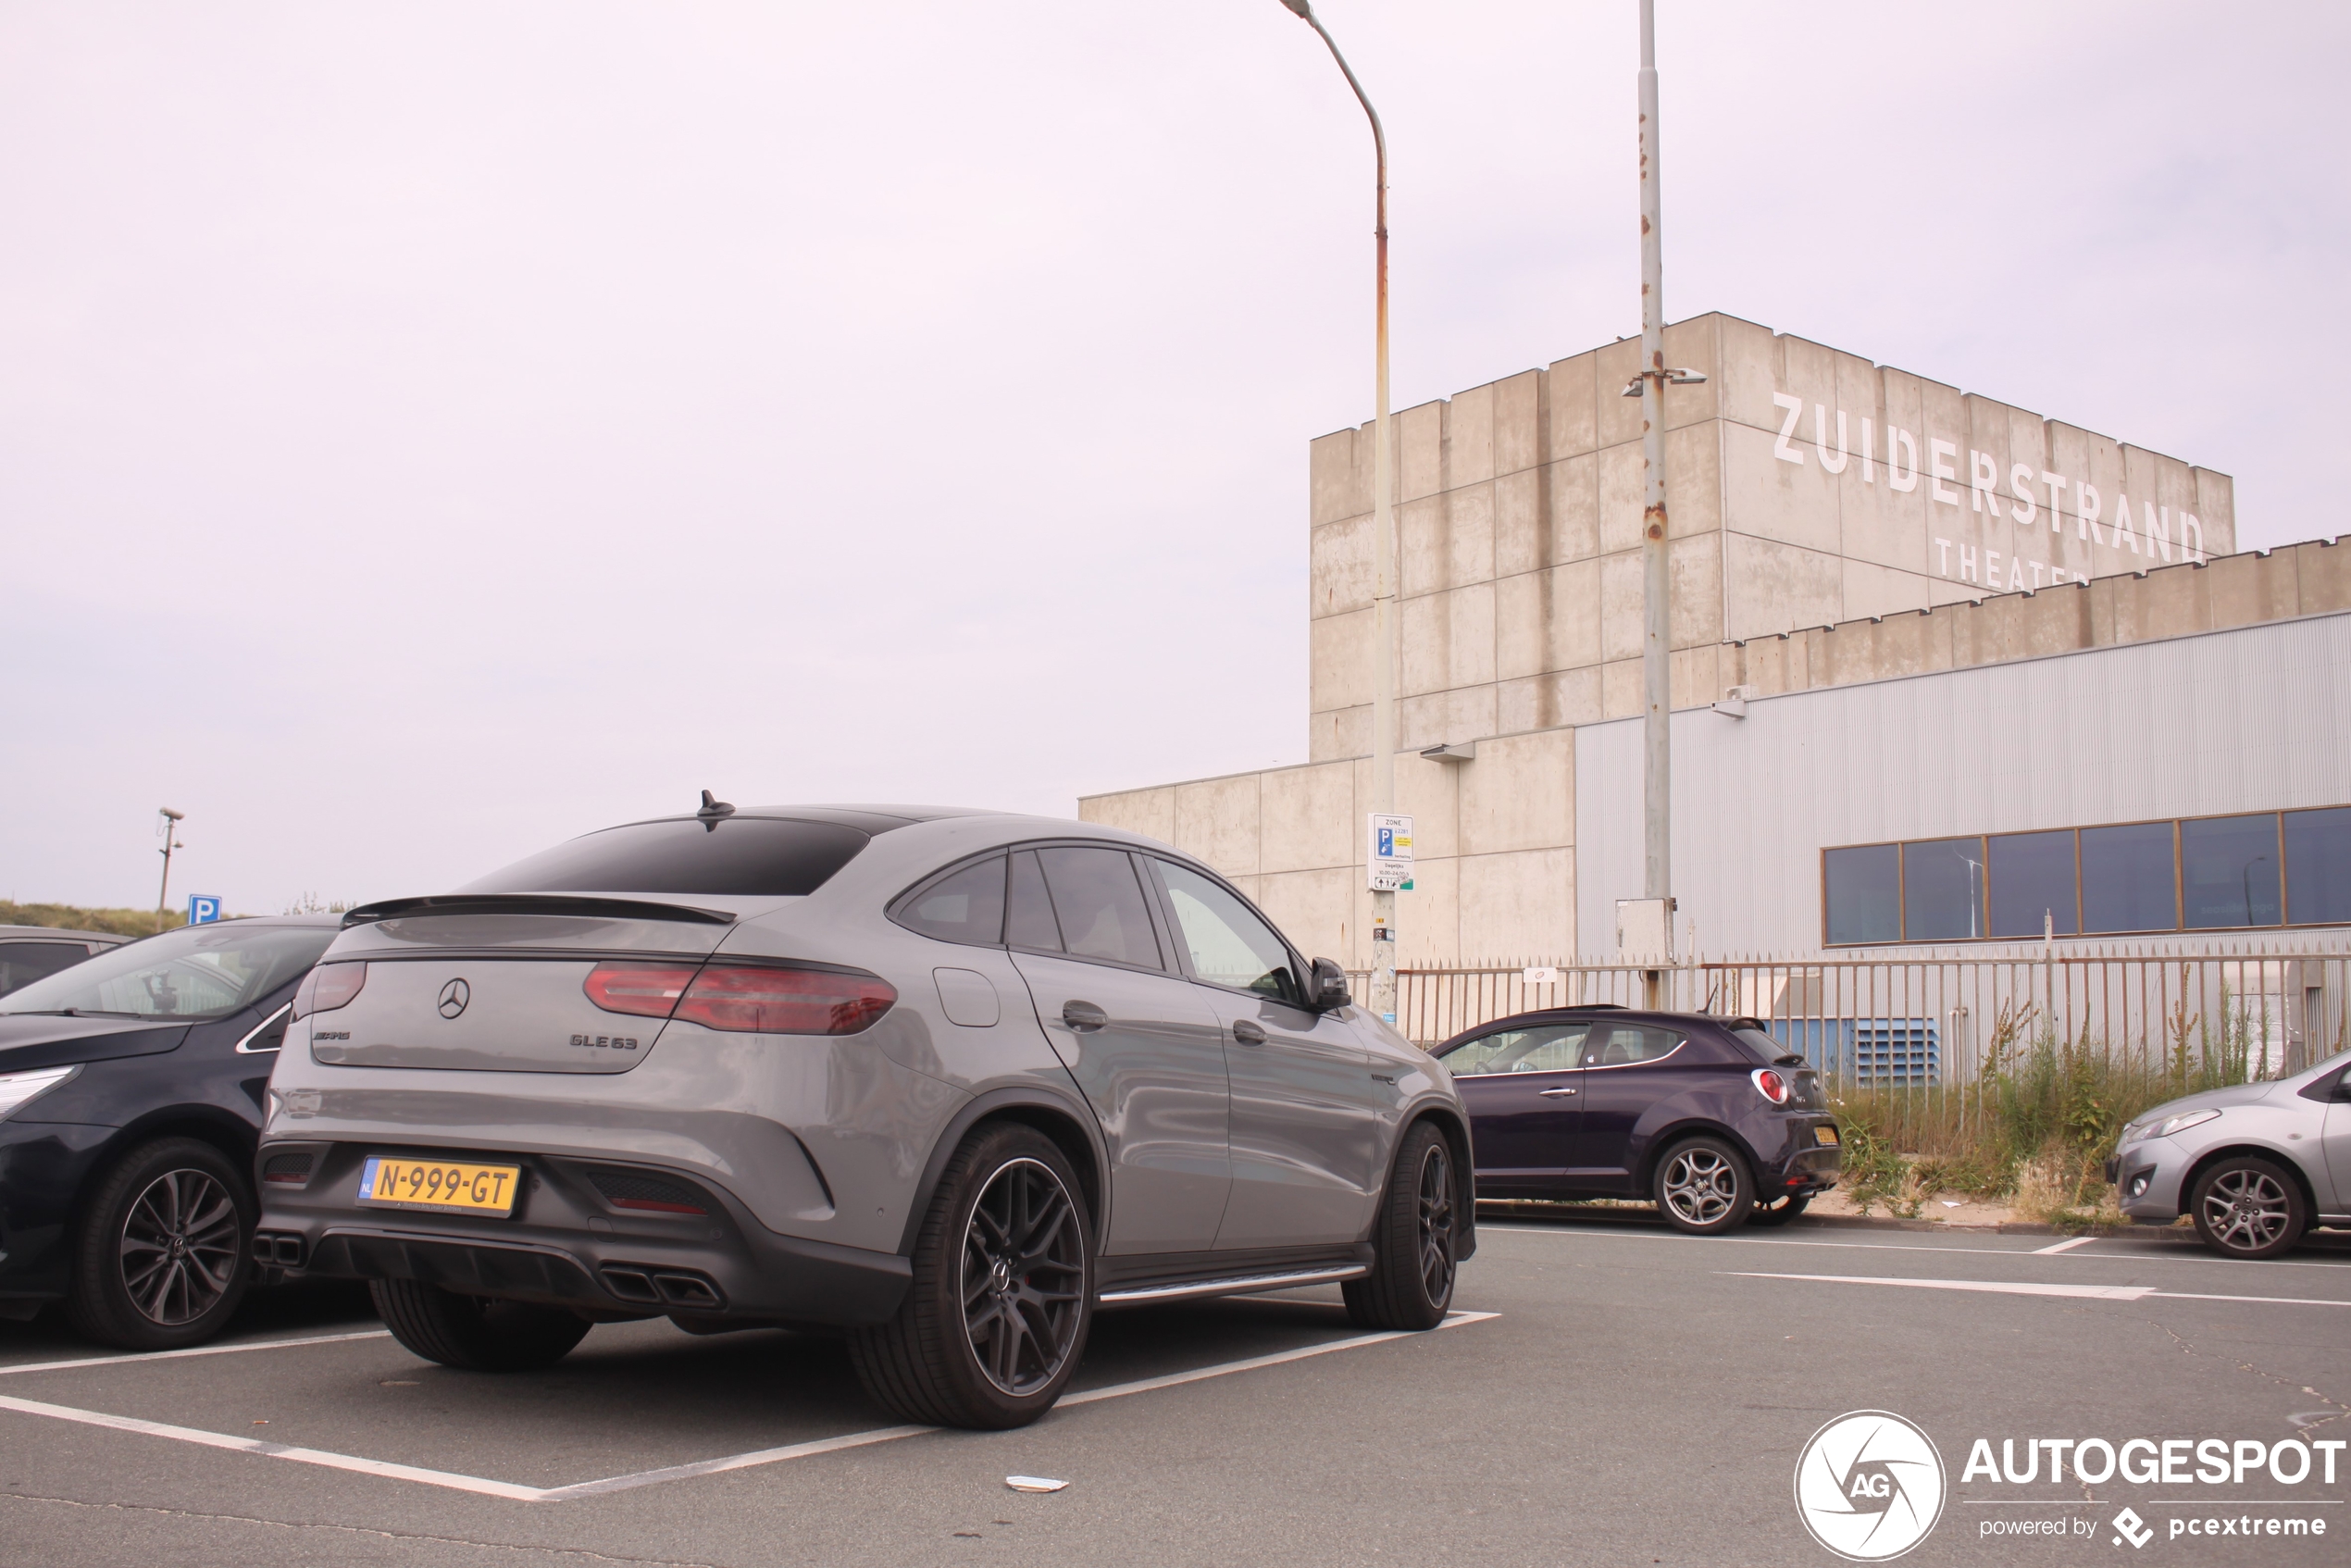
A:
[1733, 1026, 1801, 1065]
[460, 817, 870, 898]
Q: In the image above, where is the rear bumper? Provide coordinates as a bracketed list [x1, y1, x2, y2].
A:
[255, 1140, 909, 1326]
[1757, 1118, 1844, 1192]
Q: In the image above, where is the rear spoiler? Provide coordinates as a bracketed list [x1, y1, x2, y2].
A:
[342, 895, 738, 928]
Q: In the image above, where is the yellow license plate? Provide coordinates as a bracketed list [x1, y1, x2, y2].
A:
[1814, 1126, 1841, 1147]
[356, 1155, 521, 1215]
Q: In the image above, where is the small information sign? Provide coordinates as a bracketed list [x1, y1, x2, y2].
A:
[187, 895, 222, 926]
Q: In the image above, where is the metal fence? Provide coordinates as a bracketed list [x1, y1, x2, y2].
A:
[1354, 942, 2351, 1095]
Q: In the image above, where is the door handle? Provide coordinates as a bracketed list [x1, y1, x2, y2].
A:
[1538, 1087, 1577, 1098]
[1062, 1001, 1108, 1033]
[1232, 1019, 1267, 1046]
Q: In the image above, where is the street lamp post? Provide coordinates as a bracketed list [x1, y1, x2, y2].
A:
[1631, 0, 1697, 1006]
[155, 807, 186, 933]
[1280, 0, 1399, 1025]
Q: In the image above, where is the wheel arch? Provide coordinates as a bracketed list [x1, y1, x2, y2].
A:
[1634, 1117, 1762, 1200]
[2180, 1142, 2322, 1221]
[71, 1107, 262, 1232]
[896, 1087, 1110, 1256]
[1399, 1102, 1477, 1261]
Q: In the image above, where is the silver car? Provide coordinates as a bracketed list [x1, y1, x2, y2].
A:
[2110, 1046, 2351, 1259]
[256, 802, 1473, 1427]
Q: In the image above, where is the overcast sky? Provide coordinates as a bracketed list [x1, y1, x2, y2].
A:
[6, 2, 2345, 915]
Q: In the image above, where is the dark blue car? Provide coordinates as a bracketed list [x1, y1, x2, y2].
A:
[1433, 1006, 1842, 1232]
[0, 915, 339, 1347]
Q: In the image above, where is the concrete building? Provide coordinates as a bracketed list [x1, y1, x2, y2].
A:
[1080, 316, 2345, 968]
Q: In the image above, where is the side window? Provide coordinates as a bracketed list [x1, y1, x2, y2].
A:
[0, 941, 96, 998]
[1005, 851, 1062, 952]
[1441, 1025, 1586, 1076]
[1151, 860, 1300, 1003]
[895, 856, 1008, 945]
[1035, 848, 1163, 969]
[237, 1003, 292, 1054]
[1584, 1026, 1684, 1067]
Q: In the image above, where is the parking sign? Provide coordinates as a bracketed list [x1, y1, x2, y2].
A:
[187, 895, 222, 926]
[1365, 814, 1413, 891]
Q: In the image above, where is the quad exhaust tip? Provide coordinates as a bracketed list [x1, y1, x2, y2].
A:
[599, 1264, 725, 1311]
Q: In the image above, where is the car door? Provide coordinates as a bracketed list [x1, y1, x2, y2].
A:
[1145, 858, 1386, 1250]
[1005, 845, 1233, 1256]
[1442, 1025, 1586, 1194]
[1571, 1022, 1689, 1193]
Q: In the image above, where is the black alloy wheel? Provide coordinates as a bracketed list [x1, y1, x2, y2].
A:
[849, 1123, 1095, 1429]
[1344, 1120, 1457, 1331]
[962, 1157, 1088, 1398]
[2189, 1156, 2307, 1260]
[1747, 1191, 1812, 1228]
[68, 1137, 255, 1350]
[1654, 1135, 1755, 1235]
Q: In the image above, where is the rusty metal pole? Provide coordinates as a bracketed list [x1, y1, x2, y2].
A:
[1284, 1, 1399, 1026]
[1636, 0, 1672, 1008]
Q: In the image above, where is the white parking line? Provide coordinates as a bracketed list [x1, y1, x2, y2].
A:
[0, 1311, 1499, 1503]
[0, 1329, 392, 1379]
[2034, 1236, 2096, 1255]
[1727, 1272, 2351, 1308]
[1480, 1223, 2351, 1269]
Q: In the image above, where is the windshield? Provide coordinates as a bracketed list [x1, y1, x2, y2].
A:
[459, 817, 870, 898]
[0, 923, 334, 1020]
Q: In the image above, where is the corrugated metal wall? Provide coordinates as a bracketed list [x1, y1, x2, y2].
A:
[1574, 611, 2351, 958]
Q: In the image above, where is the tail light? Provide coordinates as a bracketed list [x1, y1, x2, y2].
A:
[679, 965, 895, 1035]
[584, 964, 699, 1019]
[1751, 1067, 1791, 1106]
[290, 964, 367, 1022]
[583, 961, 896, 1036]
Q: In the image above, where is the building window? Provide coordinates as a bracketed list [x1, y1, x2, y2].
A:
[1901, 838, 1985, 941]
[2181, 814, 2282, 929]
[1823, 845, 1898, 945]
[1988, 829, 2079, 939]
[2285, 806, 2351, 925]
[2079, 822, 2179, 934]
[1824, 807, 2351, 945]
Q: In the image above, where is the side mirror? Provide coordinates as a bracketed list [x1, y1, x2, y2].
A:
[1310, 957, 1350, 1012]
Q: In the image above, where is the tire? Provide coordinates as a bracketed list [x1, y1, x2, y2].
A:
[1342, 1120, 1459, 1331]
[67, 1137, 255, 1351]
[369, 1279, 592, 1371]
[848, 1123, 1093, 1430]
[1653, 1136, 1755, 1235]
[1747, 1191, 1812, 1228]
[2188, 1156, 2307, 1261]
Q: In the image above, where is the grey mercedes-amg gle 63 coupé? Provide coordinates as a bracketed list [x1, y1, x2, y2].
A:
[255, 801, 1473, 1428]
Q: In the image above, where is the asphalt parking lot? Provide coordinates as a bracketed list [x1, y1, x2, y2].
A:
[1, 1215, 2345, 1568]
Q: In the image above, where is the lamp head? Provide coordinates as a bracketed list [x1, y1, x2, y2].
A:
[1278, 0, 1312, 17]
[159, 807, 185, 822]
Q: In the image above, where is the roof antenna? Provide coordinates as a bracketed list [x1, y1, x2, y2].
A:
[697, 790, 735, 823]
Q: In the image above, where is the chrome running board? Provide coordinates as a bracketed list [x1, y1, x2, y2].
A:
[1096, 1263, 1368, 1309]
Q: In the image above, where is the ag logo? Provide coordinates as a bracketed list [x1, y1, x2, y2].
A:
[1793, 1410, 1946, 1562]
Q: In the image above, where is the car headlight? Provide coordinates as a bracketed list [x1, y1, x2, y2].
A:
[2136, 1108, 2220, 1142]
[0, 1065, 81, 1121]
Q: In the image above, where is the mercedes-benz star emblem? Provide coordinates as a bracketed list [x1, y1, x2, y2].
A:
[437, 978, 471, 1019]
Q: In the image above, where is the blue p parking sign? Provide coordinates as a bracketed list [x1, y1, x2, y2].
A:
[187, 895, 222, 926]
